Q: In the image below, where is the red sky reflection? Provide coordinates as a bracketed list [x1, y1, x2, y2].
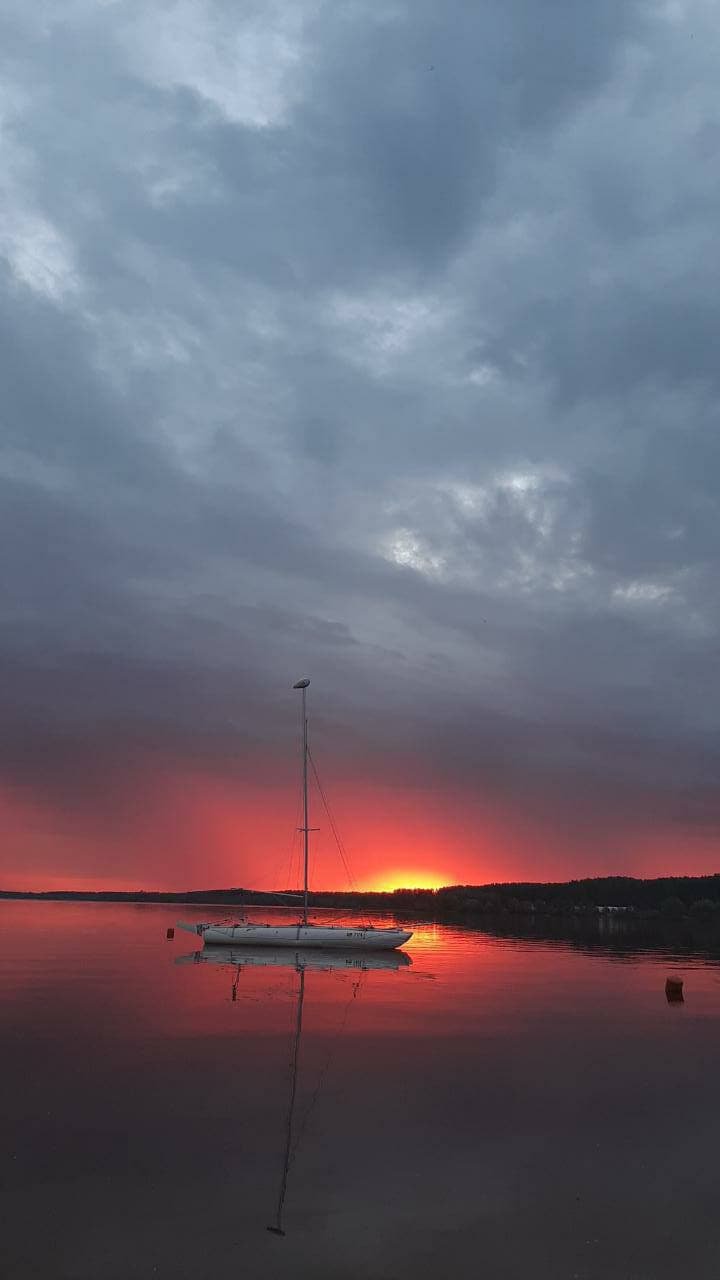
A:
[4, 900, 720, 1280]
[4, 900, 716, 1047]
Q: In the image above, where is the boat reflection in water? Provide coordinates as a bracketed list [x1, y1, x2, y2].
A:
[175, 944, 412, 974]
[176, 944, 410, 1235]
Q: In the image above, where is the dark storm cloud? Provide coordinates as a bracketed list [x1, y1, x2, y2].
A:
[1, 0, 720, 870]
[298, 0, 650, 266]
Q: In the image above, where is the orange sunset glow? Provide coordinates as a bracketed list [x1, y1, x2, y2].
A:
[364, 872, 449, 893]
[3, 756, 720, 895]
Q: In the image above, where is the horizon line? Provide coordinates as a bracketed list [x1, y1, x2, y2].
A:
[2, 870, 720, 898]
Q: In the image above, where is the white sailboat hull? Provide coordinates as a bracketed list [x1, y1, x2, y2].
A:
[178, 922, 412, 950]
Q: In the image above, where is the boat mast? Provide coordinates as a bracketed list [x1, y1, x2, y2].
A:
[293, 679, 311, 925]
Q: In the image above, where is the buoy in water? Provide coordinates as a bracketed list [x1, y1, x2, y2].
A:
[665, 977, 684, 1002]
[166, 927, 175, 940]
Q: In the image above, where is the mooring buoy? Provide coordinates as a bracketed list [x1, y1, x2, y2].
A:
[665, 976, 684, 1003]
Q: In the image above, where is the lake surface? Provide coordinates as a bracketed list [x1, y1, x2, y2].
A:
[2, 901, 720, 1279]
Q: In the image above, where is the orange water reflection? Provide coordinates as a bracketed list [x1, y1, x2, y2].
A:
[6, 899, 720, 1034]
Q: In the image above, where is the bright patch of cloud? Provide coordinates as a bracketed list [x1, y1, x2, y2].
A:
[383, 529, 446, 577]
[0, 213, 79, 301]
[0, 94, 79, 301]
[119, 0, 317, 126]
[329, 288, 452, 376]
[613, 580, 673, 604]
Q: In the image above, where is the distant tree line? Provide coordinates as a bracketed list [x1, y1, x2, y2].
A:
[3, 873, 720, 923]
[399, 875, 720, 921]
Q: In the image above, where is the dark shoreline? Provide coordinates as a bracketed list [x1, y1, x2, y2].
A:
[3, 871, 720, 910]
[3, 873, 720, 938]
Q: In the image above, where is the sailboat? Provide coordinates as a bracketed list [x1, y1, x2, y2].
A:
[178, 680, 413, 952]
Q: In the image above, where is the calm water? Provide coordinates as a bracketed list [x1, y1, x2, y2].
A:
[2, 903, 720, 1280]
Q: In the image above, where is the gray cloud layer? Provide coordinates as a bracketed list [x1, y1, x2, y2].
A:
[2, 0, 720, 872]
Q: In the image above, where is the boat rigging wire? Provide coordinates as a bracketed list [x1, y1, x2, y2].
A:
[282, 783, 304, 896]
[289, 971, 362, 1167]
[307, 748, 359, 895]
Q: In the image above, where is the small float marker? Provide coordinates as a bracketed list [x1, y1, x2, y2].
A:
[166, 927, 175, 940]
[665, 976, 684, 1002]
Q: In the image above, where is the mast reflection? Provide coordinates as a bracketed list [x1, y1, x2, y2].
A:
[267, 964, 305, 1236]
[176, 944, 410, 1235]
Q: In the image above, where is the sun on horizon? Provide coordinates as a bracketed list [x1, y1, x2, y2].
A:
[363, 872, 450, 893]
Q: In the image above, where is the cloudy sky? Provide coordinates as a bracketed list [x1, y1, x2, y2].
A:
[2, 0, 719, 891]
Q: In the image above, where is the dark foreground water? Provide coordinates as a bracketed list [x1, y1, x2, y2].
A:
[2, 902, 720, 1280]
